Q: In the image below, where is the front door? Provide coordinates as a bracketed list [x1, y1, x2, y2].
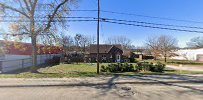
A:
[116, 54, 121, 62]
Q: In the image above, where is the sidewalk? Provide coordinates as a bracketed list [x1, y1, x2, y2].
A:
[167, 65, 203, 71]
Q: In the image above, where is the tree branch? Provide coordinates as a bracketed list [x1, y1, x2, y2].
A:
[43, 0, 69, 33]
[0, 3, 29, 18]
[23, 0, 31, 12]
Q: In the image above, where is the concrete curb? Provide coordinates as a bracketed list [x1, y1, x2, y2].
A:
[0, 80, 203, 88]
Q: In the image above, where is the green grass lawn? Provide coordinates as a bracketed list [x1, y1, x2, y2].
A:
[0, 63, 203, 78]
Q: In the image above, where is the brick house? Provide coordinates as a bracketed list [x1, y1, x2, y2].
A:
[85, 44, 135, 63]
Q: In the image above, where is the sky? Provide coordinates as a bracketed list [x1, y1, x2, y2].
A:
[1, 0, 203, 47]
[65, 0, 203, 47]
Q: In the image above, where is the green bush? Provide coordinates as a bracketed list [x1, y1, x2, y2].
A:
[135, 62, 165, 72]
[100, 65, 107, 72]
[101, 63, 134, 72]
[129, 58, 138, 63]
[154, 62, 165, 72]
[135, 62, 143, 72]
[136, 62, 152, 72]
[121, 63, 134, 72]
[149, 64, 156, 72]
[100, 62, 165, 73]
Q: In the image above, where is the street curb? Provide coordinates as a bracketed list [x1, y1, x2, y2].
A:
[0, 80, 203, 88]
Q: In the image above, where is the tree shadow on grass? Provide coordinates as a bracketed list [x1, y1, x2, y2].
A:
[1, 63, 58, 74]
[36, 71, 100, 77]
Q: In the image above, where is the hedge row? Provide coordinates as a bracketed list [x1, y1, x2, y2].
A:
[100, 62, 165, 73]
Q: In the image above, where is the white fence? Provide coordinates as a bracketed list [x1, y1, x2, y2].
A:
[0, 54, 61, 73]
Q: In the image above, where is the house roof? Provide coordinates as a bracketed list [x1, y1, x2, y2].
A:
[123, 50, 132, 57]
[89, 44, 122, 54]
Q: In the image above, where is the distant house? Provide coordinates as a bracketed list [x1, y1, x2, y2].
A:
[86, 44, 135, 63]
[171, 48, 203, 62]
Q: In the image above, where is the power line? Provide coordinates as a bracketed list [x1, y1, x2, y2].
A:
[1, 8, 203, 24]
[0, 19, 97, 22]
[1, 16, 203, 34]
[0, 16, 96, 19]
[101, 18, 203, 30]
[101, 10, 203, 24]
[2, 15, 203, 30]
[102, 20, 203, 33]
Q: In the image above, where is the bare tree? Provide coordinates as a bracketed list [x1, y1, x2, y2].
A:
[57, 33, 74, 54]
[79, 35, 96, 53]
[158, 35, 178, 62]
[146, 35, 178, 62]
[74, 34, 82, 52]
[87, 35, 96, 45]
[79, 35, 89, 53]
[181, 52, 189, 60]
[146, 36, 161, 60]
[105, 36, 132, 48]
[187, 36, 203, 48]
[0, 0, 78, 72]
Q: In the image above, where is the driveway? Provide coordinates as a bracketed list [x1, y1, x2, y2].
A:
[0, 75, 203, 100]
[167, 65, 203, 71]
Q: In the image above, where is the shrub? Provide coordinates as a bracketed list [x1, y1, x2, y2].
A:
[101, 62, 165, 73]
[129, 58, 138, 63]
[100, 65, 107, 72]
[135, 61, 165, 72]
[135, 62, 143, 72]
[154, 62, 165, 72]
[136, 62, 153, 72]
[101, 63, 134, 72]
[121, 63, 134, 72]
[45, 56, 61, 65]
[149, 63, 156, 72]
[52, 56, 61, 65]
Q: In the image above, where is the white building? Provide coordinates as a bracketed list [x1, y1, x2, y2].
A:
[171, 48, 203, 61]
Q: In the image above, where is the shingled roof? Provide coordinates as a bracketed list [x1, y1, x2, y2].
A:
[89, 44, 122, 53]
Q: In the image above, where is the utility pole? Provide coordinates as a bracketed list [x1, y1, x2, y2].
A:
[97, 0, 100, 74]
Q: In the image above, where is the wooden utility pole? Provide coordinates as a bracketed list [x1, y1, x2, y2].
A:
[97, 0, 100, 74]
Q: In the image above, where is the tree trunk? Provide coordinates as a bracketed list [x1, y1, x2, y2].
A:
[154, 56, 157, 61]
[30, 15, 38, 73]
[30, 35, 38, 73]
[164, 54, 167, 63]
[83, 44, 85, 53]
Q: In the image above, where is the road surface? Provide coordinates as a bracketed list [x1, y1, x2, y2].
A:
[0, 74, 203, 100]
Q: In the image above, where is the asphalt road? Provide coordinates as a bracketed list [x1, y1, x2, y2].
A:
[0, 74, 203, 100]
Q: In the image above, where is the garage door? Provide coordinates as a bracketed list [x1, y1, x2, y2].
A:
[196, 54, 203, 62]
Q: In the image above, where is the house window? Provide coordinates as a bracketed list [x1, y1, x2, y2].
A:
[110, 55, 112, 58]
[102, 55, 106, 57]
[117, 55, 120, 60]
[102, 55, 106, 60]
